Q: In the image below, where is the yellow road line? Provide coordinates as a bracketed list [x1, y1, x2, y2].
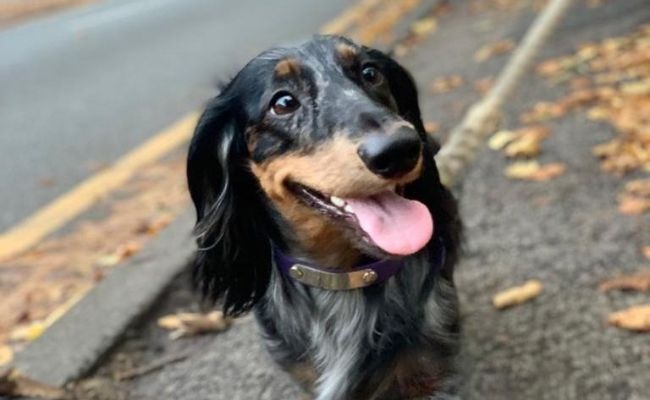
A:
[0, 112, 199, 262]
[0, 1, 365, 263]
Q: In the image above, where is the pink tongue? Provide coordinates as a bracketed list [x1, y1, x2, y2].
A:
[344, 191, 433, 256]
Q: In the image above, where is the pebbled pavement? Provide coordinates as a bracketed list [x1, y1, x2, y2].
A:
[91, 1, 650, 399]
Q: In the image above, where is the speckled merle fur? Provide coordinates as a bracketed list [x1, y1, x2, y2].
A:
[187, 35, 462, 399]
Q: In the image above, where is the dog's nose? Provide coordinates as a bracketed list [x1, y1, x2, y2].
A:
[357, 127, 422, 178]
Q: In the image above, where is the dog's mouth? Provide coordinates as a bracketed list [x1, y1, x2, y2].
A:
[286, 181, 434, 257]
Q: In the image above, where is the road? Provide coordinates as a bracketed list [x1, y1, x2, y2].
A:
[0, 0, 352, 231]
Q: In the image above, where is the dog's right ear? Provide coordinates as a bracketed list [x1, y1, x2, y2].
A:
[187, 91, 272, 316]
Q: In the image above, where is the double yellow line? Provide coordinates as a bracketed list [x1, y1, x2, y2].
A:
[0, 0, 379, 262]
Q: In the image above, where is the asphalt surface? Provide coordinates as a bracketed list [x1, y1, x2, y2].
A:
[86, 0, 649, 399]
[0, 0, 353, 232]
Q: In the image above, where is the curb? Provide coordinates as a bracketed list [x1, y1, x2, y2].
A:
[12, 210, 195, 387]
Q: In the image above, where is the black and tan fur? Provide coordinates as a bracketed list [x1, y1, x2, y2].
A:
[187, 35, 461, 399]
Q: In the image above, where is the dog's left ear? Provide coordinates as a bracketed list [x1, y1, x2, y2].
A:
[367, 48, 441, 155]
[186, 91, 273, 316]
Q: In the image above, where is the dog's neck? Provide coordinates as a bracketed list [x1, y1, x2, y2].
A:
[281, 225, 363, 269]
[271, 203, 364, 269]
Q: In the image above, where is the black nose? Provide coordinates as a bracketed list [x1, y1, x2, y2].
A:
[357, 127, 422, 178]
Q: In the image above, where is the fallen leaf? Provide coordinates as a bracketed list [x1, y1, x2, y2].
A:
[424, 121, 439, 134]
[0, 369, 71, 399]
[600, 270, 650, 292]
[473, 76, 494, 94]
[618, 195, 650, 215]
[488, 130, 518, 150]
[607, 304, 650, 332]
[503, 126, 551, 158]
[621, 79, 650, 96]
[9, 321, 46, 342]
[0, 346, 12, 366]
[134, 215, 172, 236]
[157, 311, 232, 340]
[95, 254, 121, 268]
[474, 39, 515, 62]
[643, 246, 650, 260]
[410, 17, 437, 36]
[95, 240, 143, 267]
[504, 161, 566, 181]
[431, 74, 464, 93]
[116, 241, 141, 259]
[492, 280, 543, 309]
[625, 179, 650, 197]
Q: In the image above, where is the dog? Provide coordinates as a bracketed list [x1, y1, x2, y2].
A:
[186, 35, 461, 400]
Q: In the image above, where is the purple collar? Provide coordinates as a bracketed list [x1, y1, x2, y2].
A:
[274, 251, 403, 290]
[273, 240, 445, 290]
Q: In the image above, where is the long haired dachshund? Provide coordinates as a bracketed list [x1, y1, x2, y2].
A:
[187, 35, 461, 400]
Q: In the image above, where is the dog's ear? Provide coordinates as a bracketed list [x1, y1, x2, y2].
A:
[187, 91, 272, 316]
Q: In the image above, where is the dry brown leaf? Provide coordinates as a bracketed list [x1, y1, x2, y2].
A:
[599, 270, 650, 292]
[503, 126, 551, 158]
[431, 74, 464, 93]
[424, 121, 439, 134]
[0, 345, 12, 366]
[607, 304, 650, 332]
[473, 76, 494, 94]
[492, 280, 543, 309]
[643, 246, 650, 260]
[618, 195, 650, 215]
[504, 161, 566, 181]
[135, 215, 173, 236]
[0, 369, 71, 399]
[95, 240, 143, 267]
[625, 179, 650, 197]
[474, 39, 515, 62]
[157, 311, 232, 340]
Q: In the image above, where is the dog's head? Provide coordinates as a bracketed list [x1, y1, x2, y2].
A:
[188, 35, 457, 315]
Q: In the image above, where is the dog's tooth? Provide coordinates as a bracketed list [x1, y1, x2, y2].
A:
[344, 204, 354, 213]
[330, 196, 346, 208]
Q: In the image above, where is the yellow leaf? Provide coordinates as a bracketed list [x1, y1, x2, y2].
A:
[488, 130, 518, 150]
[504, 161, 566, 181]
[608, 305, 650, 332]
[492, 280, 543, 309]
[0, 345, 13, 366]
[10, 322, 46, 342]
[410, 17, 437, 36]
[621, 80, 650, 96]
[503, 126, 550, 158]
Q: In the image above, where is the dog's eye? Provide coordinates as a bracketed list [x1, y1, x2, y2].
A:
[361, 65, 383, 86]
[270, 92, 300, 115]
